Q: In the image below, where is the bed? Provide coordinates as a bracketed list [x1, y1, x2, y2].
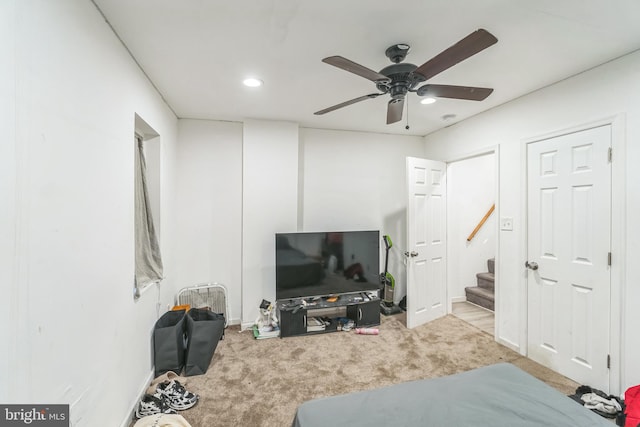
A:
[291, 363, 611, 427]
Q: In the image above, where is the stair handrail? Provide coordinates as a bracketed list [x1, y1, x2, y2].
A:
[467, 204, 495, 242]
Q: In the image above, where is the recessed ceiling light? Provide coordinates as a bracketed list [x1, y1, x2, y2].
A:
[243, 78, 263, 87]
[420, 97, 436, 105]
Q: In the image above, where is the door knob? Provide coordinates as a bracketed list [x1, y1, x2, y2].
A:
[525, 261, 538, 270]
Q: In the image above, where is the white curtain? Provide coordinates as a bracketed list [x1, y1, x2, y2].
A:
[134, 136, 163, 294]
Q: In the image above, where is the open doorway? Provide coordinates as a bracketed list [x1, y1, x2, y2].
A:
[446, 151, 497, 336]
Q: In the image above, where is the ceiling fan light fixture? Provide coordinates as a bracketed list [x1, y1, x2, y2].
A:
[420, 97, 436, 105]
[243, 77, 263, 87]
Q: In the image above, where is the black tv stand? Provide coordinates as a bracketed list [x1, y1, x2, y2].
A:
[278, 293, 380, 338]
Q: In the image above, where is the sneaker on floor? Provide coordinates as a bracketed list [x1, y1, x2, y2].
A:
[154, 380, 199, 411]
[135, 394, 177, 419]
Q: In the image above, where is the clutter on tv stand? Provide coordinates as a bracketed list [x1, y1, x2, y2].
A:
[277, 292, 380, 338]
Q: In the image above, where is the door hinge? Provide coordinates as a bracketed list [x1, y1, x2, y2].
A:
[608, 252, 612, 266]
[608, 147, 613, 163]
[607, 354, 611, 369]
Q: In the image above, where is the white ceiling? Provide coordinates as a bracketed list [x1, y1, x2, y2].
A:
[92, 0, 640, 136]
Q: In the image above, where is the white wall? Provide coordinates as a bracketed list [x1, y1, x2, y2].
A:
[242, 120, 300, 326]
[423, 50, 640, 392]
[300, 128, 425, 303]
[174, 120, 243, 324]
[0, 0, 17, 403]
[447, 153, 496, 301]
[173, 124, 426, 325]
[2, 1, 179, 426]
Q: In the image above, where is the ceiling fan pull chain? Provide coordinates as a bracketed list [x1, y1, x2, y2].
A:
[405, 97, 410, 130]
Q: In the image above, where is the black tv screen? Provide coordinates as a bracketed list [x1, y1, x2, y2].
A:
[275, 230, 380, 301]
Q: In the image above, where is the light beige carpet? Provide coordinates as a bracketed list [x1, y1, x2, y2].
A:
[142, 313, 579, 427]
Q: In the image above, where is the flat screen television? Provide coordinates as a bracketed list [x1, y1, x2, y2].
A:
[275, 230, 380, 301]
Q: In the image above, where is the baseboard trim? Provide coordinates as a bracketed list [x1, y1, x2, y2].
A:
[227, 317, 242, 326]
[241, 321, 254, 331]
[496, 336, 520, 353]
[119, 368, 154, 427]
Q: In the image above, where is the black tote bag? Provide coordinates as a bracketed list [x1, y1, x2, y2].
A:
[184, 308, 225, 376]
[153, 309, 187, 377]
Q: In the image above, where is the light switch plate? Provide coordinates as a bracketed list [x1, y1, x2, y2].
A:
[500, 217, 513, 231]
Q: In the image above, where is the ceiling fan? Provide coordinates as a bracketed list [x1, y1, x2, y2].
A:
[314, 29, 498, 125]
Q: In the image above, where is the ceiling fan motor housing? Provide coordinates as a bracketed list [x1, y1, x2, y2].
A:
[377, 62, 426, 98]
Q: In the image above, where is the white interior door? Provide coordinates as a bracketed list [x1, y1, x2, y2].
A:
[406, 157, 447, 329]
[526, 125, 611, 391]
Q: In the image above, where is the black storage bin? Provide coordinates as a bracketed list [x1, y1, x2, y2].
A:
[184, 308, 225, 376]
[153, 309, 187, 377]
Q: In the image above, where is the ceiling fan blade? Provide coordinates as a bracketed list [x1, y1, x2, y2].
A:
[417, 84, 493, 101]
[314, 93, 381, 115]
[323, 56, 391, 83]
[414, 29, 498, 81]
[386, 98, 404, 124]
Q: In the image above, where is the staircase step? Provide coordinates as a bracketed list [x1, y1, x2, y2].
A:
[476, 272, 495, 290]
[488, 258, 495, 274]
[465, 286, 494, 311]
